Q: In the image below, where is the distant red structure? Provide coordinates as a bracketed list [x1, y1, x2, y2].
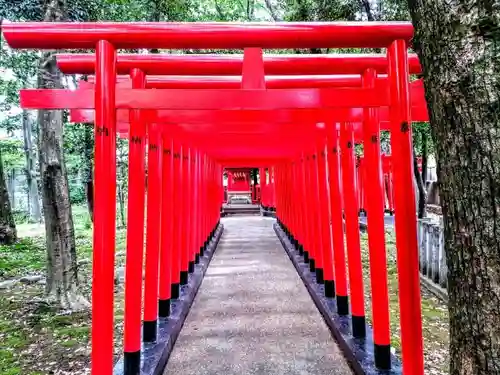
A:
[226, 168, 252, 201]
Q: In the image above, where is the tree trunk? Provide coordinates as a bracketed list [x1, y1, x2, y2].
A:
[83, 124, 94, 222]
[117, 183, 126, 228]
[360, 0, 375, 20]
[421, 128, 428, 184]
[264, 0, 282, 21]
[8, 169, 16, 210]
[22, 110, 42, 222]
[0, 149, 17, 245]
[38, 0, 88, 310]
[408, 1, 500, 373]
[414, 150, 427, 218]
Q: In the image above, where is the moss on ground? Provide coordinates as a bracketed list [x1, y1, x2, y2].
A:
[0, 205, 127, 375]
[360, 231, 449, 375]
[0, 238, 46, 278]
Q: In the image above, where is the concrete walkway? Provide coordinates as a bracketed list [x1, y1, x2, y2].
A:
[164, 216, 352, 375]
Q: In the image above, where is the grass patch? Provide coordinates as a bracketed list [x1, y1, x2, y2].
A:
[0, 238, 45, 278]
[0, 299, 30, 374]
[60, 339, 79, 348]
[0, 204, 131, 374]
[360, 230, 449, 375]
[0, 206, 126, 375]
[55, 326, 89, 340]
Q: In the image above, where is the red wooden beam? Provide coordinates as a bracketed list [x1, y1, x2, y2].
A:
[142, 75, 364, 89]
[221, 159, 286, 167]
[68, 78, 428, 123]
[20, 87, 387, 110]
[56, 53, 422, 75]
[70, 100, 428, 126]
[3, 21, 413, 50]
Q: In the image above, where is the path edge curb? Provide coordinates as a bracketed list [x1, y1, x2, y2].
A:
[113, 223, 225, 375]
[274, 222, 402, 375]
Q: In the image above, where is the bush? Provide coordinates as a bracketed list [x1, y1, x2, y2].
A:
[69, 182, 86, 205]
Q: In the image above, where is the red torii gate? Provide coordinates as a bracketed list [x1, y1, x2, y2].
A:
[3, 21, 425, 375]
[63, 70, 424, 216]
[55, 52, 422, 75]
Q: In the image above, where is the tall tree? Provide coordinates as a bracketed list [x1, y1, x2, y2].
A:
[22, 111, 42, 222]
[412, 123, 431, 218]
[0, 147, 17, 245]
[37, 0, 87, 310]
[0, 43, 42, 222]
[408, 1, 500, 374]
[83, 124, 94, 221]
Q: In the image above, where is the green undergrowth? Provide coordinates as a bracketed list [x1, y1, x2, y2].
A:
[0, 204, 127, 374]
[0, 238, 46, 278]
[1, 205, 127, 280]
[360, 231, 449, 375]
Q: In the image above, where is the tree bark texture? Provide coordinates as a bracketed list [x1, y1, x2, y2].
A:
[360, 0, 375, 20]
[22, 110, 42, 222]
[421, 129, 428, 183]
[38, 0, 87, 310]
[414, 130, 428, 218]
[83, 124, 94, 222]
[413, 151, 427, 218]
[8, 170, 15, 210]
[0, 148, 17, 245]
[408, 0, 500, 373]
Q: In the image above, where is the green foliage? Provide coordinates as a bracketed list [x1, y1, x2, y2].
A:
[69, 181, 87, 205]
[99, 0, 193, 21]
[0, 0, 101, 21]
[412, 121, 433, 156]
[284, 0, 357, 22]
[0, 237, 45, 278]
[0, 140, 24, 171]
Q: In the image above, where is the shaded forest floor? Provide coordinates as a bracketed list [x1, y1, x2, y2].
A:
[360, 231, 449, 375]
[0, 210, 449, 375]
[0, 206, 127, 375]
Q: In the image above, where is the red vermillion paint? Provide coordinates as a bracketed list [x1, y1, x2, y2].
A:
[91, 40, 116, 375]
[123, 68, 146, 372]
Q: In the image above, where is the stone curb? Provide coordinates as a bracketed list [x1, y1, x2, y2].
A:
[113, 223, 225, 375]
[274, 223, 403, 375]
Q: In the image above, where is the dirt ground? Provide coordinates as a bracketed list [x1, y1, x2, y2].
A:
[0, 209, 449, 375]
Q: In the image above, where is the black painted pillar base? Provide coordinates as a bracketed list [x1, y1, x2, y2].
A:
[315, 268, 324, 284]
[309, 259, 315, 272]
[273, 223, 402, 375]
[195, 253, 200, 264]
[188, 261, 195, 273]
[158, 298, 170, 318]
[143, 320, 157, 342]
[324, 280, 335, 298]
[352, 315, 366, 338]
[200, 245, 205, 257]
[304, 250, 309, 263]
[337, 295, 349, 316]
[171, 283, 180, 299]
[374, 344, 392, 370]
[180, 270, 189, 285]
[123, 351, 140, 375]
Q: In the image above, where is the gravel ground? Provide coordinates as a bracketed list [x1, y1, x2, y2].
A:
[164, 216, 352, 375]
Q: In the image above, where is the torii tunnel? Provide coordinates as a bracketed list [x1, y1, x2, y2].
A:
[3, 21, 427, 375]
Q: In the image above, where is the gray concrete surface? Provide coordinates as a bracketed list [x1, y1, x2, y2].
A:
[359, 213, 395, 228]
[164, 216, 352, 375]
